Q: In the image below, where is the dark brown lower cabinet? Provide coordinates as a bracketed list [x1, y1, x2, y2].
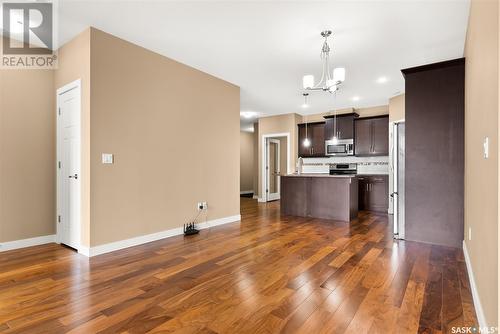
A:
[357, 175, 388, 212]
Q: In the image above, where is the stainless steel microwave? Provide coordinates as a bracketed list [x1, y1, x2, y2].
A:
[325, 139, 354, 156]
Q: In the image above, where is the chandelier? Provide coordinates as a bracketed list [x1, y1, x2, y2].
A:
[302, 30, 345, 93]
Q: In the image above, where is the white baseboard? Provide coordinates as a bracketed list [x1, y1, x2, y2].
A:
[86, 214, 241, 257]
[240, 190, 254, 195]
[463, 240, 487, 328]
[0, 234, 56, 252]
[78, 246, 90, 257]
[257, 197, 266, 203]
[252, 195, 258, 199]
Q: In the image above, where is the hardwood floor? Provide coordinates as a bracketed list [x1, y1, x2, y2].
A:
[0, 198, 477, 333]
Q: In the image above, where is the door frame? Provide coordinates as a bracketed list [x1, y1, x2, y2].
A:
[261, 132, 291, 202]
[266, 138, 281, 201]
[56, 79, 82, 250]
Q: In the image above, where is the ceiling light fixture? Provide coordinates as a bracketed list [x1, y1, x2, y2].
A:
[331, 90, 339, 145]
[301, 93, 309, 108]
[377, 76, 388, 84]
[302, 95, 311, 147]
[302, 30, 345, 94]
[352, 96, 360, 101]
[240, 111, 257, 119]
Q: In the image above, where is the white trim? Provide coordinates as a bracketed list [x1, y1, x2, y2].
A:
[463, 240, 488, 328]
[252, 195, 259, 199]
[83, 214, 241, 257]
[257, 197, 266, 203]
[0, 235, 56, 252]
[240, 190, 254, 195]
[56, 79, 82, 252]
[261, 132, 291, 202]
[78, 246, 90, 257]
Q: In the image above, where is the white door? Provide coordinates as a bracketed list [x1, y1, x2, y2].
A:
[266, 139, 280, 201]
[57, 80, 81, 250]
[392, 122, 405, 239]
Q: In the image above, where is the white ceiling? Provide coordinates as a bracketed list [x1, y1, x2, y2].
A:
[57, 0, 470, 130]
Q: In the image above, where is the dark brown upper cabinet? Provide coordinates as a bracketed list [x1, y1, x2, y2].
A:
[324, 113, 358, 141]
[354, 116, 389, 156]
[298, 122, 325, 157]
[353, 118, 372, 155]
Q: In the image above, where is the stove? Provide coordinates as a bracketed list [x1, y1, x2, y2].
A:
[329, 163, 357, 175]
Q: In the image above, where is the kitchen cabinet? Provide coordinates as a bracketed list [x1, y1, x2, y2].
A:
[324, 113, 357, 140]
[354, 116, 389, 156]
[298, 122, 325, 157]
[371, 117, 389, 155]
[353, 118, 372, 156]
[357, 175, 388, 212]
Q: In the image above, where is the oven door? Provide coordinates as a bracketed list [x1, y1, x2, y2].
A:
[325, 142, 348, 155]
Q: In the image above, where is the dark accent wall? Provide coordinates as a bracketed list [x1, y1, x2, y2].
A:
[402, 58, 465, 248]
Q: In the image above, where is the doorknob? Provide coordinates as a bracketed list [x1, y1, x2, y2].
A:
[68, 174, 78, 179]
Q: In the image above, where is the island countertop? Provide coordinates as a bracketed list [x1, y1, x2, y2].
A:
[283, 173, 356, 178]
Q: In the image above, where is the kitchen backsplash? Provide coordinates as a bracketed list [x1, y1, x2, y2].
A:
[301, 156, 389, 175]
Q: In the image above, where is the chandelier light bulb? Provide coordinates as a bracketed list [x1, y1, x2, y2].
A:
[328, 84, 338, 93]
[303, 138, 311, 147]
[333, 67, 346, 83]
[331, 136, 339, 145]
[303, 75, 314, 89]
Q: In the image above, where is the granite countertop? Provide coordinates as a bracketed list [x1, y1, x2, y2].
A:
[282, 173, 356, 178]
[283, 173, 389, 178]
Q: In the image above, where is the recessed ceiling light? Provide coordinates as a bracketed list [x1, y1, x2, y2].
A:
[377, 76, 388, 84]
[240, 111, 258, 119]
[352, 96, 360, 101]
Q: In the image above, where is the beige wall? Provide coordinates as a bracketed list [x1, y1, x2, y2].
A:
[389, 94, 405, 122]
[54, 28, 91, 247]
[240, 131, 254, 192]
[253, 123, 259, 195]
[0, 69, 55, 242]
[464, 0, 499, 326]
[89, 29, 240, 246]
[277, 136, 288, 176]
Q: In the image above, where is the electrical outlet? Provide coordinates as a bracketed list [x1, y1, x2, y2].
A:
[468, 227, 472, 241]
[197, 202, 208, 211]
[102, 153, 114, 164]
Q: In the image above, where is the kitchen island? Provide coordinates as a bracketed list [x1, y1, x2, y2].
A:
[280, 174, 358, 222]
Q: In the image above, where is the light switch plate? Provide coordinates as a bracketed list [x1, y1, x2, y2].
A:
[483, 137, 489, 159]
[102, 153, 114, 164]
